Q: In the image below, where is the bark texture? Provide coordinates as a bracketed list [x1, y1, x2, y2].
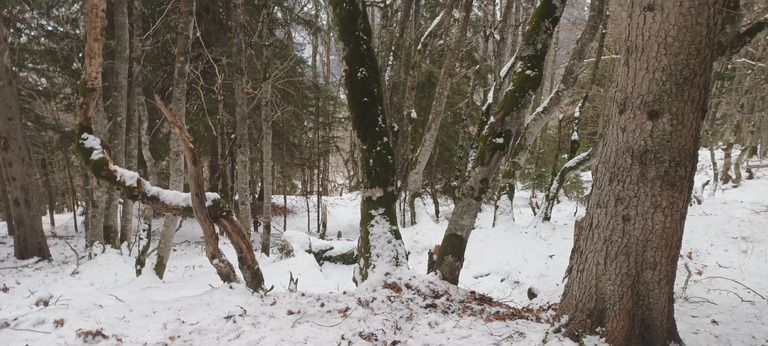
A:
[76, 0, 107, 250]
[330, 0, 407, 283]
[113, 0, 130, 246]
[234, 0, 252, 233]
[0, 21, 51, 260]
[557, 1, 725, 344]
[260, 8, 273, 256]
[156, 0, 195, 278]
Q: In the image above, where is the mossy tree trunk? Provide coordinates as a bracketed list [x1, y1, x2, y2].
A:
[156, 0, 195, 279]
[329, 0, 407, 284]
[556, 1, 726, 343]
[0, 21, 51, 260]
[431, 0, 567, 285]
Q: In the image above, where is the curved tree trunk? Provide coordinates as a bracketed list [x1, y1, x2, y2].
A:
[431, 0, 567, 285]
[330, 0, 407, 284]
[0, 21, 51, 260]
[405, 0, 473, 225]
[556, 1, 725, 344]
[156, 0, 195, 279]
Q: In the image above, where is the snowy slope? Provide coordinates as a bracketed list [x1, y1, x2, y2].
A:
[1, 150, 767, 345]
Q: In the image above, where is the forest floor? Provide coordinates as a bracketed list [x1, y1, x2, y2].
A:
[1, 150, 767, 345]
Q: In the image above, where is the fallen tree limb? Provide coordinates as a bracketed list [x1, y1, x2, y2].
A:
[72, 93, 265, 291]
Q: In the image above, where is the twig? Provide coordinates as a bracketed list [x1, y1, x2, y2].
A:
[5, 327, 52, 334]
[109, 294, 126, 303]
[62, 238, 81, 275]
[707, 288, 754, 303]
[311, 307, 357, 327]
[291, 311, 307, 328]
[682, 262, 692, 295]
[684, 296, 718, 305]
[703, 276, 766, 300]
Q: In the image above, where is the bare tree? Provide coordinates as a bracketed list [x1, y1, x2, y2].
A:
[430, 0, 568, 285]
[234, 0, 252, 233]
[155, 0, 196, 278]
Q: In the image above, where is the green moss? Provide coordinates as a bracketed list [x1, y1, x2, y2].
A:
[78, 77, 87, 97]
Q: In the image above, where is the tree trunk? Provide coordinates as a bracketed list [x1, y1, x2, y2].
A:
[330, 0, 407, 284]
[0, 20, 52, 260]
[234, 0, 252, 233]
[406, 0, 473, 224]
[260, 7, 273, 256]
[432, 0, 567, 285]
[112, 0, 130, 248]
[40, 159, 56, 230]
[121, 0, 142, 246]
[0, 162, 17, 236]
[156, 0, 195, 279]
[76, 0, 107, 251]
[557, 2, 725, 344]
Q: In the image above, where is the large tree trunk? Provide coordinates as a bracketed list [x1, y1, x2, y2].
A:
[405, 0, 473, 225]
[233, 0, 252, 233]
[155, 0, 195, 279]
[112, 0, 130, 247]
[330, 0, 407, 284]
[260, 7, 273, 256]
[0, 21, 52, 260]
[556, 2, 726, 344]
[431, 0, 567, 285]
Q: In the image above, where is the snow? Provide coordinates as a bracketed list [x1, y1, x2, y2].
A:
[500, 52, 518, 81]
[417, 11, 444, 52]
[1, 150, 768, 345]
[80, 133, 104, 160]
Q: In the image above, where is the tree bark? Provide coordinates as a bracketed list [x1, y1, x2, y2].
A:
[0, 20, 52, 260]
[330, 0, 407, 284]
[432, 0, 567, 285]
[557, 1, 726, 344]
[405, 0, 473, 225]
[121, 0, 142, 246]
[234, 0, 252, 233]
[113, 0, 130, 247]
[0, 162, 17, 236]
[76, 0, 107, 251]
[260, 7, 274, 256]
[156, 0, 195, 279]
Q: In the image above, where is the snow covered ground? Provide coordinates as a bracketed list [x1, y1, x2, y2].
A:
[1, 151, 767, 345]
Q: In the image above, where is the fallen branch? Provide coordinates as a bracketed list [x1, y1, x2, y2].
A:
[703, 276, 766, 300]
[62, 239, 81, 275]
